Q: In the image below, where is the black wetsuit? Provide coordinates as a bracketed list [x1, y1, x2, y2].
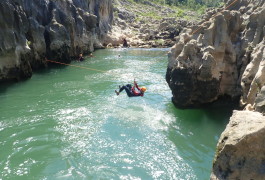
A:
[119, 84, 144, 97]
[79, 57, 84, 61]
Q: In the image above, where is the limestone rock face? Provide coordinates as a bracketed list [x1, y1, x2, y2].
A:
[0, 0, 113, 81]
[255, 86, 265, 114]
[211, 110, 265, 180]
[166, 0, 265, 111]
[241, 38, 265, 114]
[89, 0, 113, 40]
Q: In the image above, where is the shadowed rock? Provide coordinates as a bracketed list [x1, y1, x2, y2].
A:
[0, 0, 113, 81]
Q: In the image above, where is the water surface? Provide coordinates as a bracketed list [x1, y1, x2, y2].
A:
[0, 48, 231, 179]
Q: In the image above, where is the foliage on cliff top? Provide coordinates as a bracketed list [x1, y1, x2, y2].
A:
[114, 0, 224, 23]
[131, 0, 224, 8]
[114, 0, 204, 23]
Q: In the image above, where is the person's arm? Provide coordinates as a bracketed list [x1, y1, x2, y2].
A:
[134, 79, 141, 91]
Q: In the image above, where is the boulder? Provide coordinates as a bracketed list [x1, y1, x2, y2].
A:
[211, 110, 265, 180]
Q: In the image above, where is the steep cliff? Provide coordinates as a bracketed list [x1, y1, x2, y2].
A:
[166, 0, 265, 113]
[0, 0, 113, 81]
[166, 0, 265, 178]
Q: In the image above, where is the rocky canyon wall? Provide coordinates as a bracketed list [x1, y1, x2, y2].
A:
[166, 0, 265, 114]
[0, 0, 113, 81]
[166, 0, 265, 179]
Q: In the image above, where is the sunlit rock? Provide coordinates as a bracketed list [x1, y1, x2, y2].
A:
[166, 0, 265, 112]
[211, 110, 265, 180]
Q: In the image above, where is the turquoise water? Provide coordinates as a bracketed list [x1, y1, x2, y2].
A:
[0, 48, 231, 179]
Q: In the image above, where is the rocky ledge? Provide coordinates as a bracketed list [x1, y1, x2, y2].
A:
[0, 0, 113, 81]
[211, 110, 265, 180]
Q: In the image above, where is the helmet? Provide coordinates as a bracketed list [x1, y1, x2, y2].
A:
[141, 86, 147, 92]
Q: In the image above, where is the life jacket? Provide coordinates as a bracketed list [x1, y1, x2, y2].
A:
[131, 84, 144, 96]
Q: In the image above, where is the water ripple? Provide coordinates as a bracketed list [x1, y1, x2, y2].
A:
[0, 48, 228, 179]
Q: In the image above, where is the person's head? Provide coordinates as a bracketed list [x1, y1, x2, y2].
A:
[140, 86, 147, 93]
[79, 53, 83, 57]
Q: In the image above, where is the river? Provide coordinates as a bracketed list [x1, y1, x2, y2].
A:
[0, 48, 231, 179]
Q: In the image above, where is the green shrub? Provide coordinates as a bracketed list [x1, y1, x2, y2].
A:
[177, 9, 184, 17]
[155, 39, 165, 45]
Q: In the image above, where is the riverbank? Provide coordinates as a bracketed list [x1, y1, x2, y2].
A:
[103, 0, 202, 48]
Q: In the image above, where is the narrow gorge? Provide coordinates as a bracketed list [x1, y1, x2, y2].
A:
[1, 0, 265, 179]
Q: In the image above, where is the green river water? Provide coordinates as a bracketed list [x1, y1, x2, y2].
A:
[0, 48, 231, 179]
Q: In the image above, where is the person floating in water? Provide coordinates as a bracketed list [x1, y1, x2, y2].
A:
[122, 38, 129, 48]
[78, 53, 84, 61]
[115, 79, 146, 97]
